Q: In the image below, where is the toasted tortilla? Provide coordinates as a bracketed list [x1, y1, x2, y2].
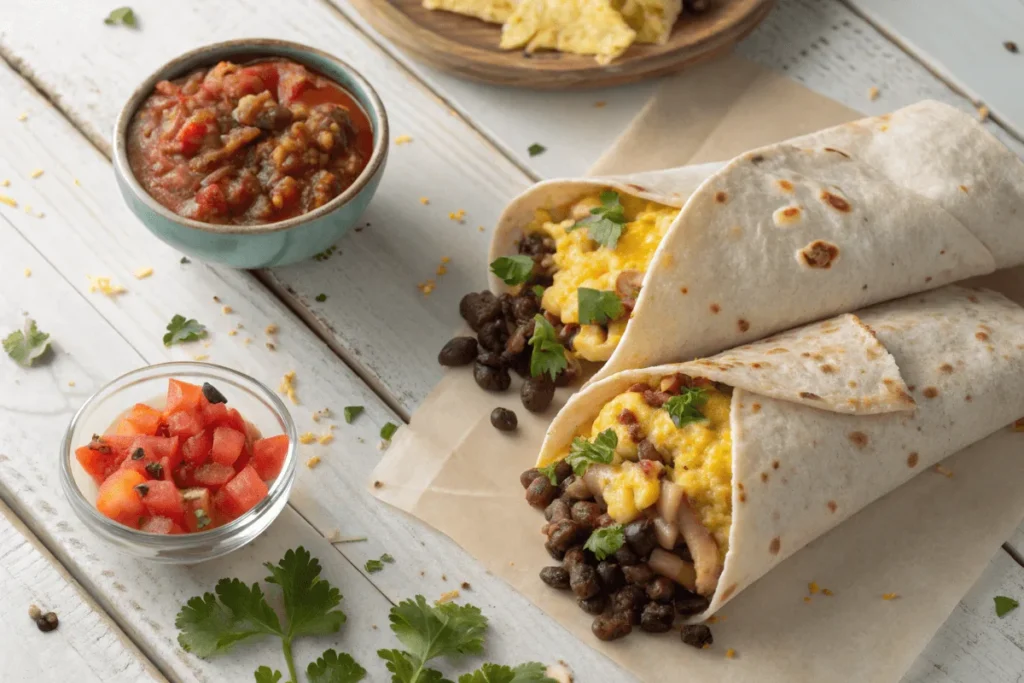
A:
[500, 0, 637, 64]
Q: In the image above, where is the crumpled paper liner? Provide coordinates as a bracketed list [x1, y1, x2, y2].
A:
[371, 54, 1024, 682]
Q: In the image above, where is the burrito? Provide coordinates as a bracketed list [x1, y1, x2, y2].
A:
[521, 285, 1024, 641]
[484, 100, 1024, 390]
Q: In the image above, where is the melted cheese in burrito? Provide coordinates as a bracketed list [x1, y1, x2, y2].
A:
[527, 192, 677, 362]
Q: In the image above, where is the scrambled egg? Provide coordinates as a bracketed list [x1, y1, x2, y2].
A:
[421, 0, 516, 23]
[530, 192, 677, 361]
[586, 386, 733, 550]
[613, 0, 682, 44]
[500, 0, 636, 64]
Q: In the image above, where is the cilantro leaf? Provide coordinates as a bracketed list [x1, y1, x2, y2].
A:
[377, 649, 450, 683]
[104, 6, 137, 26]
[568, 190, 626, 249]
[365, 553, 394, 573]
[995, 596, 1019, 618]
[458, 663, 555, 683]
[663, 387, 709, 428]
[306, 649, 367, 683]
[531, 285, 545, 299]
[344, 406, 364, 424]
[577, 288, 623, 326]
[316, 293, 328, 303]
[180, 256, 191, 264]
[163, 315, 207, 346]
[176, 579, 283, 657]
[584, 524, 625, 561]
[528, 315, 567, 381]
[527, 144, 546, 158]
[389, 596, 488, 667]
[565, 429, 617, 476]
[263, 547, 346, 640]
[490, 256, 534, 286]
[254, 666, 283, 683]
[4, 318, 51, 367]
[381, 422, 399, 440]
[536, 463, 559, 486]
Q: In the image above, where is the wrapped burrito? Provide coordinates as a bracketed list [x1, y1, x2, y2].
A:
[524, 285, 1024, 637]
[487, 100, 1024, 385]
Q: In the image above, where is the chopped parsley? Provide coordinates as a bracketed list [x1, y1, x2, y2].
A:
[531, 285, 545, 299]
[528, 314, 567, 381]
[3, 318, 51, 367]
[995, 595, 1019, 618]
[565, 429, 617, 476]
[576, 288, 623, 325]
[527, 143, 546, 157]
[584, 524, 625, 560]
[536, 462, 559, 486]
[104, 6, 137, 26]
[490, 255, 534, 286]
[344, 406, 364, 424]
[568, 190, 626, 249]
[163, 315, 207, 346]
[179, 256, 191, 264]
[365, 553, 395, 573]
[380, 422, 399, 441]
[663, 387, 709, 428]
[315, 293, 327, 303]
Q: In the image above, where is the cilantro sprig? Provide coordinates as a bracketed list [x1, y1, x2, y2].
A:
[459, 663, 554, 683]
[164, 314, 207, 346]
[663, 387, 709, 428]
[995, 595, 1019, 618]
[584, 524, 625, 560]
[104, 6, 137, 26]
[568, 191, 626, 249]
[4, 318, 51, 367]
[577, 288, 623, 326]
[490, 255, 534, 287]
[536, 462, 560, 486]
[528, 315, 567, 381]
[565, 429, 617, 476]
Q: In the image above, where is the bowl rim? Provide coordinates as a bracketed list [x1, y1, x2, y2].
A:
[112, 38, 389, 236]
[60, 361, 298, 547]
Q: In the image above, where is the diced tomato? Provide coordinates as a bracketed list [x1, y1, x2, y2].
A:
[194, 183, 228, 219]
[278, 68, 314, 104]
[165, 409, 205, 439]
[175, 113, 213, 156]
[194, 462, 236, 488]
[223, 67, 270, 99]
[166, 379, 204, 414]
[182, 429, 213, 466]
[115, 403, 163, 436]
[252, 435, 289, 481]
[215, 465, 268, 520]
[202, 403, 247, 432]
[181, 487, 215, 532]
[211, 427, 246, 467]
[136, 480, 186, 525]
[96, 469, 148, 528]
[140, 516, 185, 534]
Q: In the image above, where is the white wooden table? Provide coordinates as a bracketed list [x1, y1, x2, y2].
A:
[1, 1, 1022, 681]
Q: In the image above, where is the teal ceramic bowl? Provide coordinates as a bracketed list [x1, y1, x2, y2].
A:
[112, 39, 388, 268]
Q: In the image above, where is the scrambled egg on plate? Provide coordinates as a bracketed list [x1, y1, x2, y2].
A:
[422, 0, 516, 24]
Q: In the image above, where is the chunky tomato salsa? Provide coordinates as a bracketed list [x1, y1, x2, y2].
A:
[127, 59, 374, 225]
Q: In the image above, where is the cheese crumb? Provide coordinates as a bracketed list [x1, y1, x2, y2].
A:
[934, 465, 954, 478]
[23, 268, 31, 278]
[312, 408, 332, 423]
[221, 306, 232, 314]
[243, 337, 252, 346]
[882, 593, 899, 601]
[725, 649, 737, 659]
[978, 105, 990, 121]
[17, 112, 28, 122]
[417, 280, 436, 296]
[193, 354, 209, 361]
[808, 581, 820, 594]
[73, 179, 81, 187]
[265, 323, 279, 335]
[477, 226, 485, 232]
[436, 264, 447, 276]
[822, 588, 834, 596]
[88, 276, 126, 296]
[228, 329, 237, 337]
[419, 197, 430, 205]
[306, 455, 321, 468]
[803, 596, 812, 604]
[68, 381, 75, 387]
[0, 195, 17, 208]
[317, 433, 334, 445]
[279, 371, 299, 404]
[299, 432, 317, 445]
[437, 590, 460, 604]
[1014, 417, 1024, 432]
[594, 101, 607, 108]
[1, 179, 9, 187]
[867, 86, 880, 101]
[133, 267, 153, 279]
[395, 135, 413, 145]
[326, 529, 343, 543]
[448, 209, 467, 222]
[29, 169, 44, 179]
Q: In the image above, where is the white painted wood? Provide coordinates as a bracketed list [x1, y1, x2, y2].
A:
[0, 60, 632, 682]
[0, 500, 167, 683]
[847, 0, 1024, 140]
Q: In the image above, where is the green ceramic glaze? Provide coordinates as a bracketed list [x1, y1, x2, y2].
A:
[112, 40, 389, 269]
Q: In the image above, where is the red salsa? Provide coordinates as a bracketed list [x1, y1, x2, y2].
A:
[127, 59, 374, 225]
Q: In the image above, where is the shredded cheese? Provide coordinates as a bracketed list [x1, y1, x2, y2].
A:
[394, 135, 413, 145]
[193, 354, 209, 361]
[133, 267, 153, 279]
[221, 306, 233, 314]
[29, 169, 44, 179]
[17, 112, 28, 122]
[227, 329, 237, 337]
[808, 581, 820, 594]
[306, 455, 321, 468]
[299, 432, 317, 445]
[437, 590, 460, 604]
[87, 276, 126, 296]
[882, 593, 899, 601]
[23, 268, 31, 278]
[0, 195, 17, 207]
[419, 197, 430, 205]
[867, 86, 880, 101]
[265, 323, 279, 335]
[448, 209, 467, 222]
[725, 649, 736, 659]
[279, 371, 299, 404]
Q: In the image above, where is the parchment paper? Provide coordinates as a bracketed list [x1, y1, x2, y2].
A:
[371, 55, 1024, 682]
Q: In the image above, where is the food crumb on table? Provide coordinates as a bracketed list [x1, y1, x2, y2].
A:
[0, 194, 18, 207]
[882, 592, 900, 601]
[1006, 41, 1019, 53]
[68, 381, 75, 387]
[977, 105, 990, 121]
[221, 306, 232, 314]
[808, 581, 820, 594]
[299, 432, 316, 445]
[934, 464, 954, 478]
[87, 276, 126, 296]
[417, 279, 436, 296]
[594, 101, 606, 108]
[419, 196, 430, 205]
[449, 209, 467, 222]
[279, 371, 299, 404]
[17, 112, 28, 121]
[395, 135, 413, 145]
[243, 337, 252, 345]
[725, 648, 736, 659]
[438, 590, 460, 603]
[29, 169, 44, 179]
[867, 86, 880, 101]
[23, 268, 30, 278]
[73, 178, 81, 187]
[133, 267, 153, 279]
[306, 455, 321, 469]
[373, 480, 383, 489]
[803, 596, 812, 604]
[228, 329, 237, 337]
[265, 323, 279, 335]
[461, 581, 471, 590]
[266, 342, 276, 351]
[192, 354, 209, 361]
[317, 432, 334, 445]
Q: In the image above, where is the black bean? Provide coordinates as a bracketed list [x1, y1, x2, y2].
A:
[460, 291, 502, 331]
[640, 603, 674, 633]
[473, 362, 511, 392]
[490, 407, 518, 431]
[569, 563, 601, 600]
[577, 594, 607, 615]
[547, 520, 582, 553]
[438, 337, 478, 366]
[539, 566, 570, 589]
[518, 232, 556, 257]
[503, 350, 532, 378]
[596, 513, 616, 528]
[520, 468, 541, 489]
[624, 519, 658, 558]
[201, 382, 227, 404]
[647, 577, 676, 603]
[623, 563, 655, 585]
[553, 460, 572, 484]
[592, 613, 632, 641]
[544, 498, 570, 523]
[521, 375, 555, 413]
[36, 612, 59, 632]
[675, 542, 693, 562]
[478, 320, 509, 353]
[544, 539, 566, 561]
[499, 292, 516, 321]
[683, 0, 710, 13]
[562, 546, 588, 571]
[674, 590, 711, 616]
[560, 475, 591, 500]
[557, 323, 580, 347]
[571, 501, 602, 530]
[610, 585, 646, 620]
[476, 351, 506, 368]
[637, 439, 664, 462]
[554, 354, 582, 387]
[505, 320, 535, 355]
[512, 296, 539, 323]
[614, 546, 640, 566]
[596, 561, 625, 592]
[680, 624, 714, 649]
[526, 477, 557, 509]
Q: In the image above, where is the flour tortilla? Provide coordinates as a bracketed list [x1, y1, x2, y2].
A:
[537, 285, 1024, 620]
[488, 101, 1024, 381]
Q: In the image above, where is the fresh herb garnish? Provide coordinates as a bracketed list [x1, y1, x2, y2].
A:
[536, 463, 559, 486]
[663, 387, 709, 428]
[528, 314, 567, 381]
[315, 293, 328, 303]
[202, 382, 227, 405]
[584, 524, 625, 560]
[527, 144, 546, 157]
[3, 318, 51, 367]
[306, 649, 367, 683]
[531, 285, 545, 299]
[568, 190, 626, 249]
[344, 406, 364, 424]
[163, 315, 207, 346]
[104, 6, 137, 26]
[576, 288, 623, 326]
[490, 255, 534, 286]
[180, 256, 191, 264]
[565, 429, 617, 476]
[459, 663, 554, 683]
[254, 666, 283, 683]
[365, 553, 395, 573]
[995, 595, 1019, 618]
[176, 547, 348, 683]
[195, 508, 212, 529]
[381, 422, 399, 441]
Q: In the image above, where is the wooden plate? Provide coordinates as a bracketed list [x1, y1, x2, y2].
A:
[348, 0, 775, 89]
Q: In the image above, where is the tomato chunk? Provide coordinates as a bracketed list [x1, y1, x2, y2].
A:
[215, 466, 268, 520]
[165, 409, 205, 439]
[194, 462, 236, 488]
[252, 435, 289, 481]
[115, 403, 163, 436]
[166, 379, 204, 414]
[140, 516, 185, 534]
[182, 429, 213, 466]
[96, 470, 148, 528]
[136, 480, 186, 525]
[211, 427, 246, 467]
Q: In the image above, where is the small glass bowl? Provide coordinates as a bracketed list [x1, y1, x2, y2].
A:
[60, 362, 297, 564]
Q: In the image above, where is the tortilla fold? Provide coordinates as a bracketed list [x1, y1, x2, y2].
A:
[536, 285, 1024, 620]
